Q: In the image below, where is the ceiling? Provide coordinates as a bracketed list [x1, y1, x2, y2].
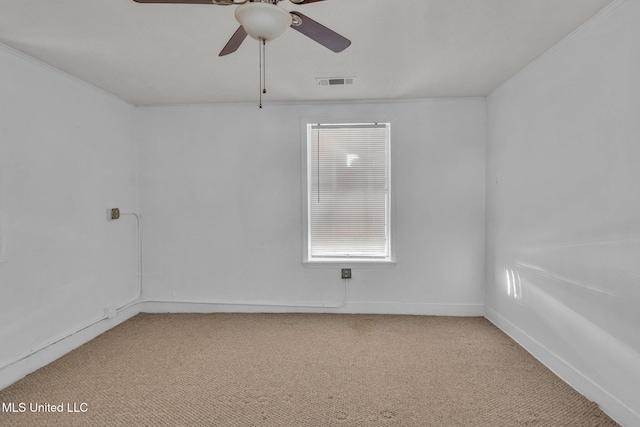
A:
[0, 0, 615, 106]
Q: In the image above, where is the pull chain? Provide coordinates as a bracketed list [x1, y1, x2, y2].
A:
[262, 38, 266, 95]
[259, 38, 262, 108]
[258, 38, 267, 108]
[317, 125, 320, 203]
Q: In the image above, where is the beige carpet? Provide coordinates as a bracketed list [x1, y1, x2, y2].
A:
[0, 313, 619, 426]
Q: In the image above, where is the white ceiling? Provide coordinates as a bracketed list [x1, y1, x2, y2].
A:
[0, 0, 614, 106]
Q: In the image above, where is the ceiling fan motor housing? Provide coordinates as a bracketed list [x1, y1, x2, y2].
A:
[235, 2, 293, 41]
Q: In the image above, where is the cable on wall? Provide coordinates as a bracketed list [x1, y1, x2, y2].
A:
[115, 211, 142, 310]
[119, 213, 141, 277]
[143, 279, 349, 310]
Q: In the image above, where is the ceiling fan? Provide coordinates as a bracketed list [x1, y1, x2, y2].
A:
[132, 0, 351, 57]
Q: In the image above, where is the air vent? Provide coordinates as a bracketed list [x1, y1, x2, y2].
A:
[317, 77, 355, 87]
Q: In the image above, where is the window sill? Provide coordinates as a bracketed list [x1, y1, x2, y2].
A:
[303, 259, 396, 269]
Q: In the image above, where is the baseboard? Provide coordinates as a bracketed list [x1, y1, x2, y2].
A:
[0, 303, 141, 391]
[485, 306, 639, 427]
[340, 301, 485, 316]
[139, 300, 485, 317]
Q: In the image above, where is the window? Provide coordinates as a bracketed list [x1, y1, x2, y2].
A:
[304, 122, 392, 263]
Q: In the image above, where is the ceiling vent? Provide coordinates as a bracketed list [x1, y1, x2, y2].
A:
[316, 77, 355, 87]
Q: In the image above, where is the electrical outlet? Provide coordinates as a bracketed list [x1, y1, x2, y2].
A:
[110, 208, 120, 220]
[341, 268, 352, 279]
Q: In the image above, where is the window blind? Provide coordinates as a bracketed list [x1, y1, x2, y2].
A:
[308, 123, 390, 259]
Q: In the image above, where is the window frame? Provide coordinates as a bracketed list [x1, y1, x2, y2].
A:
[301, 119, 396, 267]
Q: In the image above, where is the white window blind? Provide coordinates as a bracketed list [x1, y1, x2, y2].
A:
[307, 123, 390, 260]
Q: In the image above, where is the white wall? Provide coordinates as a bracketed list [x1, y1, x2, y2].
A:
[0, 44, 140, 386]
[2, 2, 637, 422]
[136, 99, 486, 315]
[485, 1, 640, 424]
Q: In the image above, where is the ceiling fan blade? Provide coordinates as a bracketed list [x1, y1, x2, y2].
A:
[290, 12, 350, 53]
[219, 26, 248, 56]
[289, 0, 328, 4]
[133, 0, 217, 3]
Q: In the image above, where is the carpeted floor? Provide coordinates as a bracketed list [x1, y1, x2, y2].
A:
[0, 313, 619, 426]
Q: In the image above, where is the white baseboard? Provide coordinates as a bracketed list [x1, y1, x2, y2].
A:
[0, 303, 141, 391]
[485, 306, 639, 427]
[337, 301, 484, 316]
[140, 300, 485, 317]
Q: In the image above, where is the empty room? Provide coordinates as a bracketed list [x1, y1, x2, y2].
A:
[0, 0, 638, 425]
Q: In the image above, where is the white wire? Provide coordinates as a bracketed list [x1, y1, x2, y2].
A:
[142, 279, 349, 310]
[119, 212, 141, 278]
[117, 213, 143, 310]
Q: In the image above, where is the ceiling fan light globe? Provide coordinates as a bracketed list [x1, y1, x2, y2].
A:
[234, 2, 292, 41]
